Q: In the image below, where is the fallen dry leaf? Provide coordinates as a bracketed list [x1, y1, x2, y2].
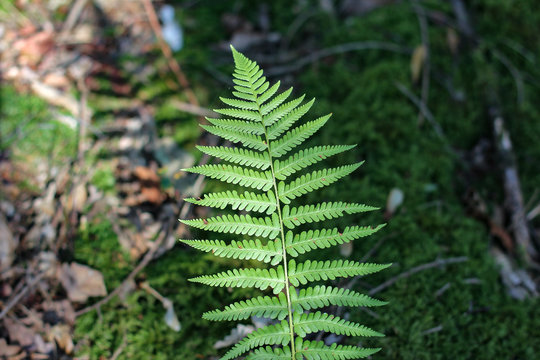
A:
[66, 184, 88, 213]
[0, 214, 17, 272]
[49, 324, 74, 354]
[0, 338, 21, 357]
[59, 262, 107, 303]
[447, 27, 459, 55]
[385, 187, 404, 219]
[410, 44, 426, 83]
[134, 166, 160, 183]
[4, 318, 35, 347]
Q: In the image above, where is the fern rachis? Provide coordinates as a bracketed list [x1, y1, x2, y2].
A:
[180, 46, 389, 359]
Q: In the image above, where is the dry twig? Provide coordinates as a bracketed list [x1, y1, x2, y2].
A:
[141, 0, 199, 107]
[368, 256, 468, 296]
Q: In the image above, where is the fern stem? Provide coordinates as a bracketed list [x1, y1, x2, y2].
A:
[257, 99, 297, 359]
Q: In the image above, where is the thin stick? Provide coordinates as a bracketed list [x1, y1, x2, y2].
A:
[61, 0, 89, 36]
[110, 333, 128, 360]
[0, 272, 46, 320]
[394, 81, 459, 159]
[266, 41, 411, 76]
[492, 49, 525, 105]
[141, 0, 199, 107]
[75, 225, 169, 317]
[368, 256, 468, 296]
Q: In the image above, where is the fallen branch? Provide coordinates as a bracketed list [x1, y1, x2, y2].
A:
[0, 272, 46, 320]
[368, 256, 468, 296]
[142, 0, 199, 107]
[492, 109, 538, 262]
[394, 81, 458, 159]
[266, 41, 411, 76]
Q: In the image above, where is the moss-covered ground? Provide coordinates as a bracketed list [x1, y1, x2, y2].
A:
[5, 0, 539, 358]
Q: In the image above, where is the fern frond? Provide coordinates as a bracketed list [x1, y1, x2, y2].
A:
[292, 285, 387, 312]
[221, 322, 290, 360]
[206, 118, 264, 135]
[200, 125, 267, 150]
[180, 214, 280, 239]
[296, 339, 381, 360]
[185, 190, 276, 214]
[190, 267, 285, 294]
[282, 202, 379, 229]
[179, 239, 283, 265]
[288, 259, 391, 286]
[274, 145, 356, 180]
[183, 164, 272, 191]
[247, 346, 291, 360]
[196, 146, 271, 170]
[270, 114, 331, 157]
[203, 293, 288, 321]
[182, 46, 389, 360]
[294, 312, 384, 338]
[285, 224, 386, 257]
[278, 163, 363, 204]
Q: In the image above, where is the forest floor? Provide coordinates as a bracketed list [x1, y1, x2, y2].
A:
[1, 0, 540, 359]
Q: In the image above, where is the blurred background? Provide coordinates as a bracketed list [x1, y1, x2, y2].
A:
[1, 0, 540, 359]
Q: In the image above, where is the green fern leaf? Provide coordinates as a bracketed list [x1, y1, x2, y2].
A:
[219, 97, 259, 110]
[185, 190, 276, 214]
[180, 214, 280, 239]
[203, 293, 288, 321]
[282, 202, 379, 229]
[260, 87, 293, 115]
[292, 285, 387, 312]
[213, 108, 262, 122]
[190, 267, 285, 294]
[270, 114, 331, 157]
[294, 312, 384, 338]
[296, 339, 381, 360]
[179, 239, 283, 265]
[288, 259, 391, 286]
[206, 118, 265, 135]
[181, 46, 389, 359]
[268, 98, 315, 140]
[278, 163, 363, 204]
[184, 164, 272, 191]
[196, 146, 271, 170]
[274, 144, 356, 180]
[200, 125, 267, 150]
[257, 81, 281, 104]
[221, 322, 290, 360]
[246, 346, 291, 360]
[285, 224, 386, 257]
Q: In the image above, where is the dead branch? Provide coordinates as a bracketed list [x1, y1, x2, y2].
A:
[492, 110, 538, 262]
[170, 99, 218, 118]
[141, 0, 199, 107]
[0, 272, 46, 320]
[266, 41, 411, 76]
[60, 0, 89, 37]
[394, 81, 458, 159]
[368, 256, 468, 296]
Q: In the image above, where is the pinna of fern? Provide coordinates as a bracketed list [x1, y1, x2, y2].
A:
[180, 46, 390, 360]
